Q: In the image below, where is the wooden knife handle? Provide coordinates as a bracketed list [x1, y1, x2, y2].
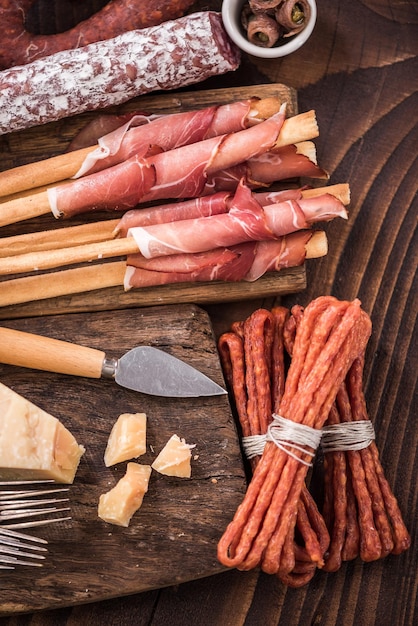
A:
[0, 326, 105, 378]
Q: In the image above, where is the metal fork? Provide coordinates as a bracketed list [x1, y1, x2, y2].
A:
[0, 480, 72, 568]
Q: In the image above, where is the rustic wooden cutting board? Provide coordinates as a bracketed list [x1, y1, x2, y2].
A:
[0, 83, 307, 320]
[0, 304, 246, 615]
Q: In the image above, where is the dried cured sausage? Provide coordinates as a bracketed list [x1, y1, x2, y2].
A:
[0, 0, 195, 69]
[0, 12, 241, 135]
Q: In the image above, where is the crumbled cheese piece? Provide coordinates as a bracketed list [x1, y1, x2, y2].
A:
[98, 462, 152, 527]
[151, 434, 195, 478]
[104, 412, 147, 467]
[0, 382, 85, 484]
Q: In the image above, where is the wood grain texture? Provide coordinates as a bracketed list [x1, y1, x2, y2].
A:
[0, 304, 246, 615]
[0, 1, 416, 625]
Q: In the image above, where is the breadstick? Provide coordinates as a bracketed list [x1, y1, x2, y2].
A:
[0, 219, 118, 258]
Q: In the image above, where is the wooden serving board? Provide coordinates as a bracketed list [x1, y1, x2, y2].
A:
[0, 83, 307, 320]
[0, 304, 246, 615]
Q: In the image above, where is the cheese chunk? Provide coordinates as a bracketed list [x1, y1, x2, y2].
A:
[151, 434, 195, 478]
[0, 382, 85, 484]
[104, 412, 147, 467]
[98, 462, 152, 527]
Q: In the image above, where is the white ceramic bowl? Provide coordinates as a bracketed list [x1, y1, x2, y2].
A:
[222, 0, 317, 59]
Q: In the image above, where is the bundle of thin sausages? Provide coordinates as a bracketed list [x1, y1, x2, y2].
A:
[217, 296, 410, 585]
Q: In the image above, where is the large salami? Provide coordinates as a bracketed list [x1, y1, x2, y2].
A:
[0, 11, 240, 136]
[0, 0, 196, 69]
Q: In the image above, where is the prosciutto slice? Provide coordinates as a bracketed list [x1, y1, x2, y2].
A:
[73, 98, 269, 178]
[202, 142, 327, 194]
[127, 180, 347, 258]
[114, 186, 309, 236]
[124, 230, 315, 290]
[48, 106, 287, 218]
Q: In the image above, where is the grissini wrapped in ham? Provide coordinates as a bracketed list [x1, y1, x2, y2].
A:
[114, 187, 310, 237]
[0, 97, 282, 198]
[0, 12, 240, 136]
[0, 181, 347, 276]
[124, 230, 323, 289]
[127, 179, 347, 259]
[0, 231, 326, 308]
[72, 98, 282, 178]
[0, 184, 349, 259]
[47, 106, 287, 218]
[203, 142, 327, 194]
[0, 107, 321, 227]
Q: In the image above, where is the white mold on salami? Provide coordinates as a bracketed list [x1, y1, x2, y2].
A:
[0, 12, 240, 136]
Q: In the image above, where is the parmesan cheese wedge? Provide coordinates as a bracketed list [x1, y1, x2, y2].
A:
[98, 462, 152, 527]
[0, 382, 85, 484]
[151, 434, 195, 478]
[104, 412, 147, 467]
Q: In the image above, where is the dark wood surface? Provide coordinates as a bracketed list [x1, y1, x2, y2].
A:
[0, 1, 417, 625]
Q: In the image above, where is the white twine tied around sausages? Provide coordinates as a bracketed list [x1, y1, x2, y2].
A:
[320, 420, 376, 453]
[242, 413, 322, 467]
[242, 417, 376, 465]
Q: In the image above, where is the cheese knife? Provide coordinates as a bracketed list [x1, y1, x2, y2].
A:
[0, 327, 227, 397]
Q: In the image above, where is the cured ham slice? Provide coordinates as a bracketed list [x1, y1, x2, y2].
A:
[127, 181, 347, 259]
[124, 230, 320, 290]
[73, 98, 281, 177]
[114, 186, 311, 237]
[47, 107, 287, 218]
[115, 192, 232, 236]
[203, 142, 328, 193]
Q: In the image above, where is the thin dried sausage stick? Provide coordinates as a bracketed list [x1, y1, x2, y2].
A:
[244, 309, 274, 435]
[277, 564, 316, 587]
[299, 485, 330, 561]
[270, 306, 289, 412]
[323, 449, 348, 571]
[277, 515, 297, 575]
[294, 492, 325, 568]
[0, 0, 195, 69]
[341, 471, 360, 561]
[0, 11, 240, 136]
[218, 332, 249, 439]
[321, 403, 348, 572]
[369, 444, 411, 554]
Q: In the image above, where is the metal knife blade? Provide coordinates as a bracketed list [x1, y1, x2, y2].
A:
[102, 346, 227, 397]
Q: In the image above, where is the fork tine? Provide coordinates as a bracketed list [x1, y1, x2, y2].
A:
[1, 506, 71, 521]
[2, 516, 72, 529]
[0, 480, 56, 486]
[0, 535, 47, 552]
[0, 554, 45, 568]
[0, 497, 69, 510]
[0, 527, 48, 543]
[0, 488, 69, 500]
[0, 544, 46, 560]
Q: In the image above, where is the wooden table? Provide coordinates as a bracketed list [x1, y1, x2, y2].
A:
[0, 1, 416, 624]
